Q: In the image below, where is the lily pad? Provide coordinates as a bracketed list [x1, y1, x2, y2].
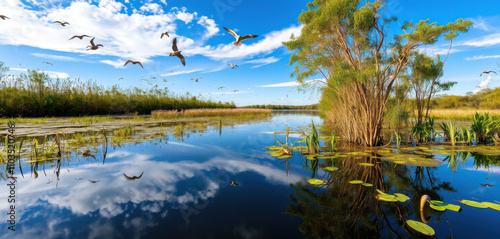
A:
[362, 183, 373, 187]
[349, 180, 364, 184]
[358, 163, 374, 166]
[482, 202, 500, 211]
[308, 179, 327, 185]
[430, 200, 461, 212]
[375, 190, 410, 202]
[406, 220, 435, 236]
[323, 167, 339, 172]
[458, 200, 488, 208]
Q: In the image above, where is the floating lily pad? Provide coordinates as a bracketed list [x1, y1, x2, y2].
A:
[362, 183, 373, 187]
[308, 179, 326, 185]
[349, 180, 364, 184]
[406, 220, 435, 236]
[358, 163, 374, 166]
[323, 167, 339, 172]
[375, 190, 410, 202]
[458, 200, 488, 208]
[393, 160, 405, 164]
[430, 200, 461, 212]
[482, 202, 500, 211]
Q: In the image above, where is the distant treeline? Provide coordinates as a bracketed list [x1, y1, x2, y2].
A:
[0, 65, 235, 117]
[243, 104, 319, 110]
[429, 87, 500, 109]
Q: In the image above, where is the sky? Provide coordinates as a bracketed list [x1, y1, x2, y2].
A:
[0, 0, 499, 106]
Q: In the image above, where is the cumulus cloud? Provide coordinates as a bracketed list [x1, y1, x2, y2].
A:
[473, 76, 493, 94]
[197, 16, 219, 39]
[139, 3, 164, 15]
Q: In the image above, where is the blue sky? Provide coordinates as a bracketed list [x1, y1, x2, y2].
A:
[0, 0, 499, 106]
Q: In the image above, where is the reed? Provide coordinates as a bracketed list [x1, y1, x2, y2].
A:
[425, 109, 500, 121]
[0, 67, 235, 117]
[151, 108, 272, 119]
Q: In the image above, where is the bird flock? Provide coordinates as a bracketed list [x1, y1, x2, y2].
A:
[0, 15, 259, 95]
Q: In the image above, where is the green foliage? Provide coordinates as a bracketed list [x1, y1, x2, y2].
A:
[114, 124, 134, 137]
[472, 112, 500, 143]
[0, 67, 235, 117]
[244, 104, 318, 110]
[411, 118, 438, 142]
[431, 87, 500, 109]
[439, 121, 459, 146]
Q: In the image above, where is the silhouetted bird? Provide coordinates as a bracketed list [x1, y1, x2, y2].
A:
[161, 32, 169, 38]
[169, 38, 185, 66]
[480, 184, 494, 187]
[124, 171, 144, 180]
[124, 60, 144, 68]
[480, 71, 497, 77]
[88, 179, 99, 183]
[42, 61, 53, 66]
[0, 15, 9, 20]
[54, 21, 70, 26]
[86, 38, 103, 50]
[227, 63, 238, 69]
[223, 27, 258, 46]
[230, 180, 238, 186]
[191, 77, 201, 82]
[69, 35, 91, 40]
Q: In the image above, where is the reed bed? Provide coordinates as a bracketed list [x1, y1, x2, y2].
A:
[424, 109, 500, 121]
[151, 108, 272, 119]
[0, 67, 234, 117]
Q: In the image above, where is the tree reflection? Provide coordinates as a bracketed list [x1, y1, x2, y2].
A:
[284, 156, 456, 238]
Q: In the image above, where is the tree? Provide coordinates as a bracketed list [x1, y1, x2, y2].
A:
[406, 52, 456, 126]
[283, 0, 472, 146]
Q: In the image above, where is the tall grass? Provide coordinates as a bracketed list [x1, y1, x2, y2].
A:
[0, 67, 234, 117]
[439, 121, 458, 146]
[151, 108, 272, 119]
[425, 109, 500, 121]
[472, 112, 500, 143]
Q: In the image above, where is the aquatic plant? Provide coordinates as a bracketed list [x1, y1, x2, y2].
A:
[303, 120, 320, 155]
[472, 112, 499, 143]
[439, 121, 458, 146]
[411, 118, 438, 142]
[114, 124, 134, 137]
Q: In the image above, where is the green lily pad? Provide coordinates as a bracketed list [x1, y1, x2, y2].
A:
[394, 193, 410, 201]
[323, 167, 339, 172]
[358, 163, 374, 166]
[406, 220, 435, 236]
[376, 194, 398, 202]
[308, 179, 326, 185]
[458, 200, 488, 208]
[362, 183, 373, 187]
[430, 200, 461, 212]
[349, 180, 364, 184]
[482, 202, 500, 211]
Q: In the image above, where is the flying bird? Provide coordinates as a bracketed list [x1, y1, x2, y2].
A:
[169, 38, 185, 66]
[230, 180, 238, 186]
[227, 63, 238, 69]
[218, 86, 225, 89]
[161, 32, 169, 38]
[223, 27, 258, 46]
[0, 15, 9, 20]
[86, 38, 103, 50]
[124, 60, 144, 69]
[480, 184, 494, 187]
[154, 84, 158, 88]
[69, 35, 91, 40]
[124, 172, 144, 180]
[191, 77, 202, 82]
[232, 90, 239, 93]
[218, 169, 225, 172]
[54, 21, 70, 26]
[151, 76, 156, 79]
[42, 62, 53, 66]
[163, 79, 167, 82]
[118, 77, 123, 80]
[75, 178, 83, 180]
[88, 179, 99, 184]
[480, 71, 497, 77]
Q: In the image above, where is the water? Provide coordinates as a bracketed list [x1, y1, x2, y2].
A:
[1, 112, 499, 238]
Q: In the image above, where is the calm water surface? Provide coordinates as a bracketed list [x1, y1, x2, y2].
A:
[1, 112, 499, 238]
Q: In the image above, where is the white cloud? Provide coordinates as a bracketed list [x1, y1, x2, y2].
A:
[462, 33, 500, 47]
[473, 76, 494, 94]
[259, 79, 325, 88]
[161, 69, 202, 76]
[31, 52, 87, 62]
[246, 56, 280, 68]
[197, 16, 219, 39]
[100, 59, 127, 68]
[466, 55, 500, 61]
[187, 25, 303, 60]
[172, 7, 197, 24]
[10, 67, 69, 78]
[469, 16, 491, 31]
[139, 3, 164, 15]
